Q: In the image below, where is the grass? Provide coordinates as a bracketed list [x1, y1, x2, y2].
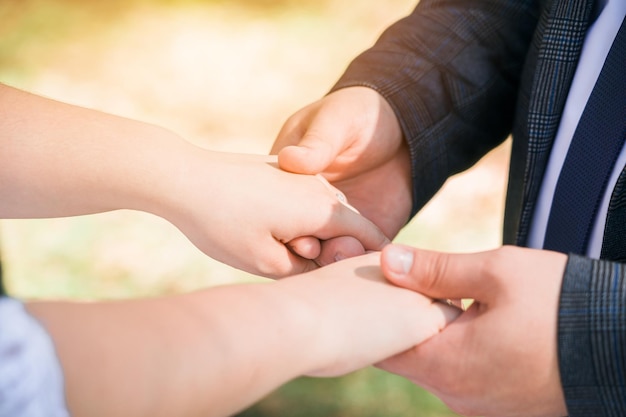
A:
[0, 1, 509, 415]
[236, 368, 460, 417]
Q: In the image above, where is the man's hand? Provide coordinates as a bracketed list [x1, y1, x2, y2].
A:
[271, 86, 412, 265]
[378, 244, 569, 417]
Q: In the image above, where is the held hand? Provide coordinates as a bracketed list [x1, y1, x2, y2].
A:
[163, 151, 389, 278]
[27, 252, 459, 417]
[271, 87, 413, 264]
[378, 245, 569, 417]
[0, 84, 386, 278]
[277, 252, 460, 377]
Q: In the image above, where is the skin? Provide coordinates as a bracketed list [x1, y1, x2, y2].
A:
[272, 86, 412, 265]
[0, 83, 389, 277]
[378, 244, 569, 417]
[272, 85, 571, 416]
[27, 253, 460, 417]
[0, 83, 461, 415]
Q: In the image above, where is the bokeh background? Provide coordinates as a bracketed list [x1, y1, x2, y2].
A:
[0, 0, 510, 415]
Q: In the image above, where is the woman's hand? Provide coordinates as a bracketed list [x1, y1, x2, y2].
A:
[26, 252, 459, 417]
[158, 151, 389, 278]
[277, 252, 461, 377]
[0, 84, 388, 278]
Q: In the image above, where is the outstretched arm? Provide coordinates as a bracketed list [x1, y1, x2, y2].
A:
[0, 83, 388, 277]
[25, 253, 459, 417]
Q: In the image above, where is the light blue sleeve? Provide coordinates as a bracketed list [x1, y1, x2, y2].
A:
[0, 297, 69, 417]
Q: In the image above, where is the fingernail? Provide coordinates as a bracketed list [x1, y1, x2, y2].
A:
[385, 245, 413, 275]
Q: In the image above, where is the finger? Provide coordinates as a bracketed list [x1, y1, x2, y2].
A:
[307, 176, 387, 252]
[259, 239, 320, 279]
[270, 111, 308, 154]
[422, 300, 464, 339]
[374, 300, 465, 387]
[371, 300, 461, 381]
[395, 299, 464, 351]
[285, 236, 321, 260]
[380, 244, 498, 302]
[276, 112, 346, 174]
[277, 140, 337, 175]
[325, 206, 391, 253]
[314, 236, 366, 267]
[314, 174, 359, 214]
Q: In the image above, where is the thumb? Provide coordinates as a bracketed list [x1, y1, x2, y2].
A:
[380, 244, 497, 302]
[277, 129, 343, 175]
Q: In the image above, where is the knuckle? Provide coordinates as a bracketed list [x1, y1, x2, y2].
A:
[420, 251, 451, 293]
[255, 256, 292, 279]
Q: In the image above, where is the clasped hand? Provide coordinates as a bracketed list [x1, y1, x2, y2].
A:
[377, 244, 569, 417]
[270, 85, 570, 417]
[161, 151, 389, 277]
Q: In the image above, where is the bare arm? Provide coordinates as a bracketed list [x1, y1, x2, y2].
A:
[0, 82, 187, 218]
[26, 253, 459, 417]
[0, 83, 388, 276]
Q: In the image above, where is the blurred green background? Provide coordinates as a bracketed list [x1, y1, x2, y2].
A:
[0, 0, 509, 415]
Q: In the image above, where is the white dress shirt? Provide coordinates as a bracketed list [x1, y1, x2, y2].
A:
[527, 0, 626, 258]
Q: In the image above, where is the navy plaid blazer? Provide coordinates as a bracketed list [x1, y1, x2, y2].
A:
[333, 0, 625, 415]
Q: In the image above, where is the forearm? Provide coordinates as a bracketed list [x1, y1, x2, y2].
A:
[0, 83, 391, 277]
[25, 253, 457, 417]
[26, 284, 315, 417]
[0, 83, 190, 219]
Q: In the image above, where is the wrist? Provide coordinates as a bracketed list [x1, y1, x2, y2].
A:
[124, 128, 202, 220]
[270, 277, 331, 374]
[188, 283, 321, 385]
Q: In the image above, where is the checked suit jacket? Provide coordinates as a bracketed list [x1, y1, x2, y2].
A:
[332, 0, 626, 415]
